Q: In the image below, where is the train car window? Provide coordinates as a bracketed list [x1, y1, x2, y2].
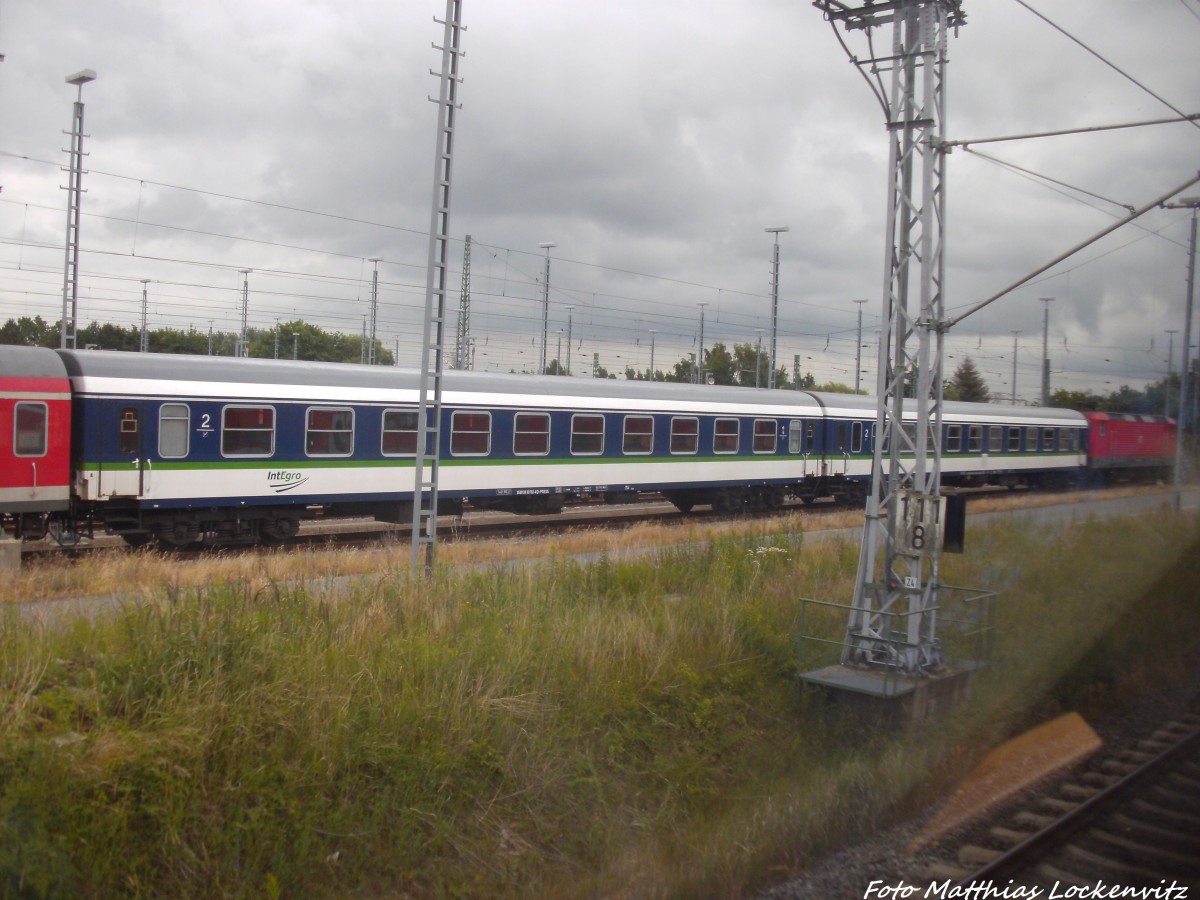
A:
[988, 426, 1002, 453]
[788, 420, 803, 454]
[450, 411, 491, 457]
[158, 403, 190, 458]
[622, 416, 654, 455]
[222, 406, 275, 457]
[1042, 427, 1056, 451]
[306, 407, 354, 457]
[946, 424, 962, 453]
[1007, 427, 1020, 452]
[670, 417, 699, 455]
[571, 414, 604, 456]
[382, 409, 419, 456]
[968, 425, 982, 453]
[752, 419, 777, 454]
[901, 422, 918, 455]
[1068, 430, 1080, 452]
[13, 402, 48, 457]
[851, 421, 863, 454]
[119, 407, 139, 454]
[714, 418, 739, 454]
[1026, 426, 1038, 450]
[513, 413, 550, 456]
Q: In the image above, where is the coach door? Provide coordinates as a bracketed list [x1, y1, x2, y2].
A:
[829, 421, 850, 476]
[100, 402, 149, 498]
[788, 419, 819, 476]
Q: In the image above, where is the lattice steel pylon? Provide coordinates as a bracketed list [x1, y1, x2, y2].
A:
[813, 0, 965, 675]
[455, 234, 472, 369]
[412, 0, 465, 573]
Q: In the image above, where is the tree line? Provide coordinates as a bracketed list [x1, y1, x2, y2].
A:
[0, 316, 394, 365]
[2, 315, 1190, 417]
[945, 354, 1194, 419]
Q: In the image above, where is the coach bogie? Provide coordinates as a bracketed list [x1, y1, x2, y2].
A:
[663, 491, 699, 513]
[158, 518, 202, 549]
[260, 513, 301, 544]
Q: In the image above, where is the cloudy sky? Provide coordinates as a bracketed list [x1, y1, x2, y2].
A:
[1, 0, 1198, 400]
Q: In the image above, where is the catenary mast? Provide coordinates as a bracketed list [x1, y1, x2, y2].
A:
[810, 0, 964, 677]
[412, 0, 466, 573]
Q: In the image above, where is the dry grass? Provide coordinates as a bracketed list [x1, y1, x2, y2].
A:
[0, 485, 1174, 606]
[0, 499, 1196, 898]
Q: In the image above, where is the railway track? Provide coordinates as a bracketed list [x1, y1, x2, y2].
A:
[926, 710, 1200, 892]
[16, 483, 1181, 562]
[17, 495, 809, 559]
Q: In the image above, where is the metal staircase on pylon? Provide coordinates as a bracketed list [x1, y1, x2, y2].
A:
[412, 0, 465, 574]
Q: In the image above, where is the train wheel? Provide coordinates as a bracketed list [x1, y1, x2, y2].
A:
[119, 531, 152, 549]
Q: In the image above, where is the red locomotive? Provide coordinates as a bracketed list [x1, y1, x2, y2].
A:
[0, 346, 73, 538]
[1083, 411, 1177, 482]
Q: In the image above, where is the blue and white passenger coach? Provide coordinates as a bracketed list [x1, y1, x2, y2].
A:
[59, 351, 847, 546]
[9, 349, 1095, 548]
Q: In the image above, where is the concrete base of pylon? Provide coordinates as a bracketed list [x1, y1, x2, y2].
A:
[799, 660, 976, 726]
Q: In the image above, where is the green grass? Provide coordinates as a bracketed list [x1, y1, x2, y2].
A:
[1, 510, 1198, 898]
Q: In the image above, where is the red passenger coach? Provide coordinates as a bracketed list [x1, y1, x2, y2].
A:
[0, 346, 72, 536]
[1084, 411, 1176, 479]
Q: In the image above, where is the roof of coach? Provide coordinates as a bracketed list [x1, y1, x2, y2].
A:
[1, 345, 69, 380]
[941, 401, 1087, 425]
[55, 350, 824, 412]
[806, 390, 1087, 425]
[1083, 410, 1174, 425]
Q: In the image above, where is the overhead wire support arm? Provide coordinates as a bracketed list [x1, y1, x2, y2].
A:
[942, 113, 1200, 149]
[944, 170, 1200, 330]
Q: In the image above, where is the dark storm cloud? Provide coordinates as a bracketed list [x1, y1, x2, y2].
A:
[1, 0, 1197, 389]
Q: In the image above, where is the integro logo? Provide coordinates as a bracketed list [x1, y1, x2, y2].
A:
[267, 471, 309, 493]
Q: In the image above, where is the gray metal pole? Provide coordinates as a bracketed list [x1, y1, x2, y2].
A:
[412, 0, 466, 574]
[766, 227, 789, 389]
[854, 298, 867, 394]
[696, 302, 708, 384]
[755, 329, 763, 388]
[648, 329, 656, 380]
[60, 70, 96, 350]
[1011, 331, 1020, 404]
[1040, 297, 1054, 406]
[538, 242, 555, 374]
[139, 280, 150, 352]
[456, 237, 471, 369]
[1166, 330, 1178, 417]
[1179, 208, 1198, 509]
[238, 269, 251, 357]
[565, 306, 574, 375]
[368, 258, 381, 365]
